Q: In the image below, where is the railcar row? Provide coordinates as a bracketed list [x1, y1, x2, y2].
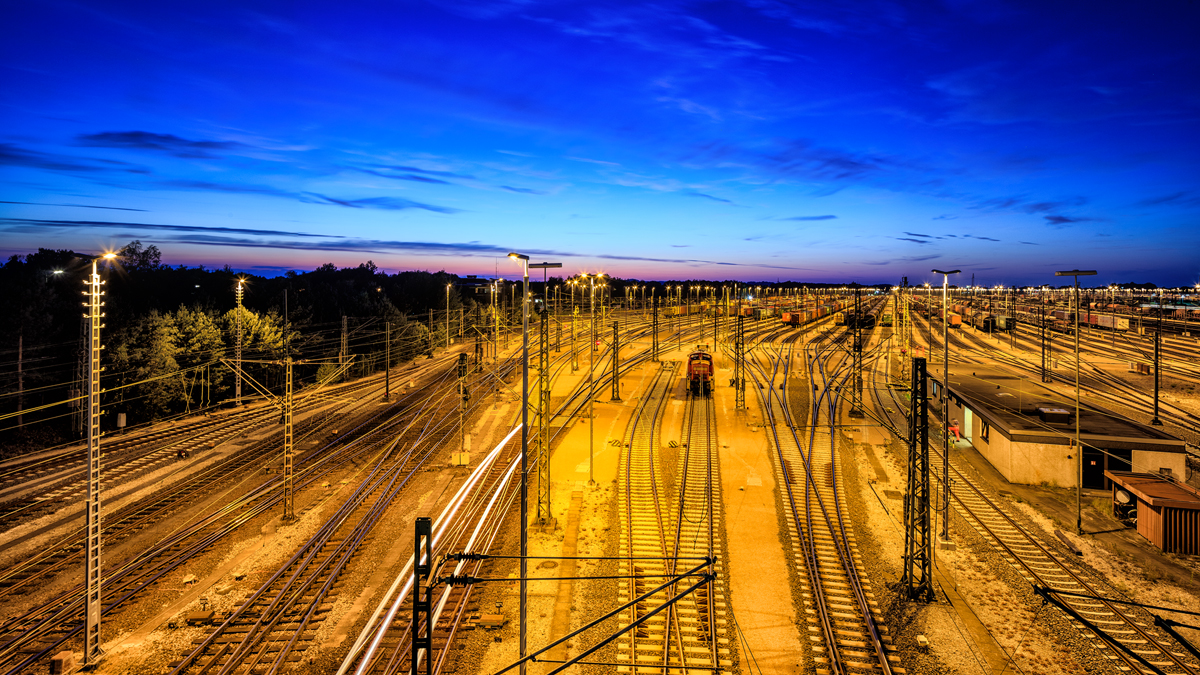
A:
[779, 299, 850, 326]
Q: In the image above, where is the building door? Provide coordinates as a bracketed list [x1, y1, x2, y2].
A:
[963, 408, 974, 443]
[1083, 448, 1106, 489]
[1103, 448, 1132, 490]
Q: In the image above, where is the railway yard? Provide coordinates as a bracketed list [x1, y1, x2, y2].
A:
[3, 290, 1200, 675]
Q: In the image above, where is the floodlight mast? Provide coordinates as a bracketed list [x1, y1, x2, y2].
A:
[1055, 269, 1097, 535]
[930, 268, 960, 544]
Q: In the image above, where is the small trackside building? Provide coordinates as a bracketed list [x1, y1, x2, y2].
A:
[1105, 470, 1200, 554]
[933, 368, 1186, 490]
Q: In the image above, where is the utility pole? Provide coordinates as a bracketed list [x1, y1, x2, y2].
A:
[902, 357, 934, 602]
[850, 285, 865, 418]
[340, 316, 348, 374]
[586, 274, 604, 485]
[457, 353, 469, 466]
[652, 298, 660, 361]
[283, 356, 295, 522]
[506, 251, 534, 675]
[84, 252, 114, 667]
[611, 321, 621, 401]
[571, 305, 579, 371]
[446, 283, 452, 351]
[734, 314, 746, 410]
[1041, 300, 1050, 382]
[494, 283, 501, 361]
[1153, 304, 1163, 426]
[536, 309, 552, 524]
[385, 322, 391, 400]
[74, 320, 86, 437]
[235, 280, 244, 405]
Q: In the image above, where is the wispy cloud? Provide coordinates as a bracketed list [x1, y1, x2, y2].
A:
[684, 191, 734, 204]
[897, 237, 932, 245]
[366, 164, 476, 180]
[566, 155, 620, 167]
[1044, 214, 1098, 226]
[500, 185, 546, 195]
[1136, 191, 1200, 207]
[162, 179, 294, 197]
[777, 214, 837, 221]
[301, 193, 462, 213]
[0, 217, 330, 238]
[903, 232, 931, 238]
[76, 131, 247, 159]
[150, 180, 462, 213]
[0, 142, 145, 174]
[356, 168, 454, 184]
[0, 200, 147, 212]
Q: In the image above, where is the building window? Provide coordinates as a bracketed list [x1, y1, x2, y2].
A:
[980, 421, 990, 442]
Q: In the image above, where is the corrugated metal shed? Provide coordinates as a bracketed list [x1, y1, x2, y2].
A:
[1105, 470, 1200, 554]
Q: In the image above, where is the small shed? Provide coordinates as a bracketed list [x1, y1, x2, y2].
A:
[1105, 470, 1200, 554]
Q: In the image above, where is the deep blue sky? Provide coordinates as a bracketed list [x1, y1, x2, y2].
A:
[2, 1, 1198, 286]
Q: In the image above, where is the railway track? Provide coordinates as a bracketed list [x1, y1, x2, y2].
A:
[747, 317, 897, 675]
[616, 362, 729, 673]
[870, 354, 1200, 675]
[0, 372, 400, 533]
[0, 360, 465, 674]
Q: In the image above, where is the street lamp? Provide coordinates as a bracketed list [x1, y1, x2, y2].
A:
[931, 268, 960, 545]
[507, 251, 531, 675]
[1055, 269, 1097, 536]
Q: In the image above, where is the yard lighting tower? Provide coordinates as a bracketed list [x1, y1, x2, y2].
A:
[84, 251, 116, 667]
[582, 273, 605, 485]
[235, 278, 245, 406]
[931, 268, 960, 544]
[508, 252, 531, 675]
[446, 283, 452, 350]
[1057, 269, 1097, 536]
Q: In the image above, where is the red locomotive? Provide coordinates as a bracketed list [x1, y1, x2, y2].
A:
[687, 348, 713, 396]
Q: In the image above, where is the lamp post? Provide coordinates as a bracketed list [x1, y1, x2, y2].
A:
[507, 252, 531, 675]
[234, 278, 245, 406]
[1055, 269, 1097, 536]
[583, 273, 605, 485]
[84, 251, 116, 667]
[931, 268, 960, 544]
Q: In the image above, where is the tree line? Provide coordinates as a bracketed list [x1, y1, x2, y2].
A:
[0, 242, 488, 456]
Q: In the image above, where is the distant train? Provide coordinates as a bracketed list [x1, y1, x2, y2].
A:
[686, 349, 713, 396]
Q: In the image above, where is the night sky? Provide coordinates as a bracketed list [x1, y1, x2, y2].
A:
[2, 1, 1198, 286]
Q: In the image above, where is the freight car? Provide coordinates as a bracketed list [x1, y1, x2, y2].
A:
[686, 349, 713, 396]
